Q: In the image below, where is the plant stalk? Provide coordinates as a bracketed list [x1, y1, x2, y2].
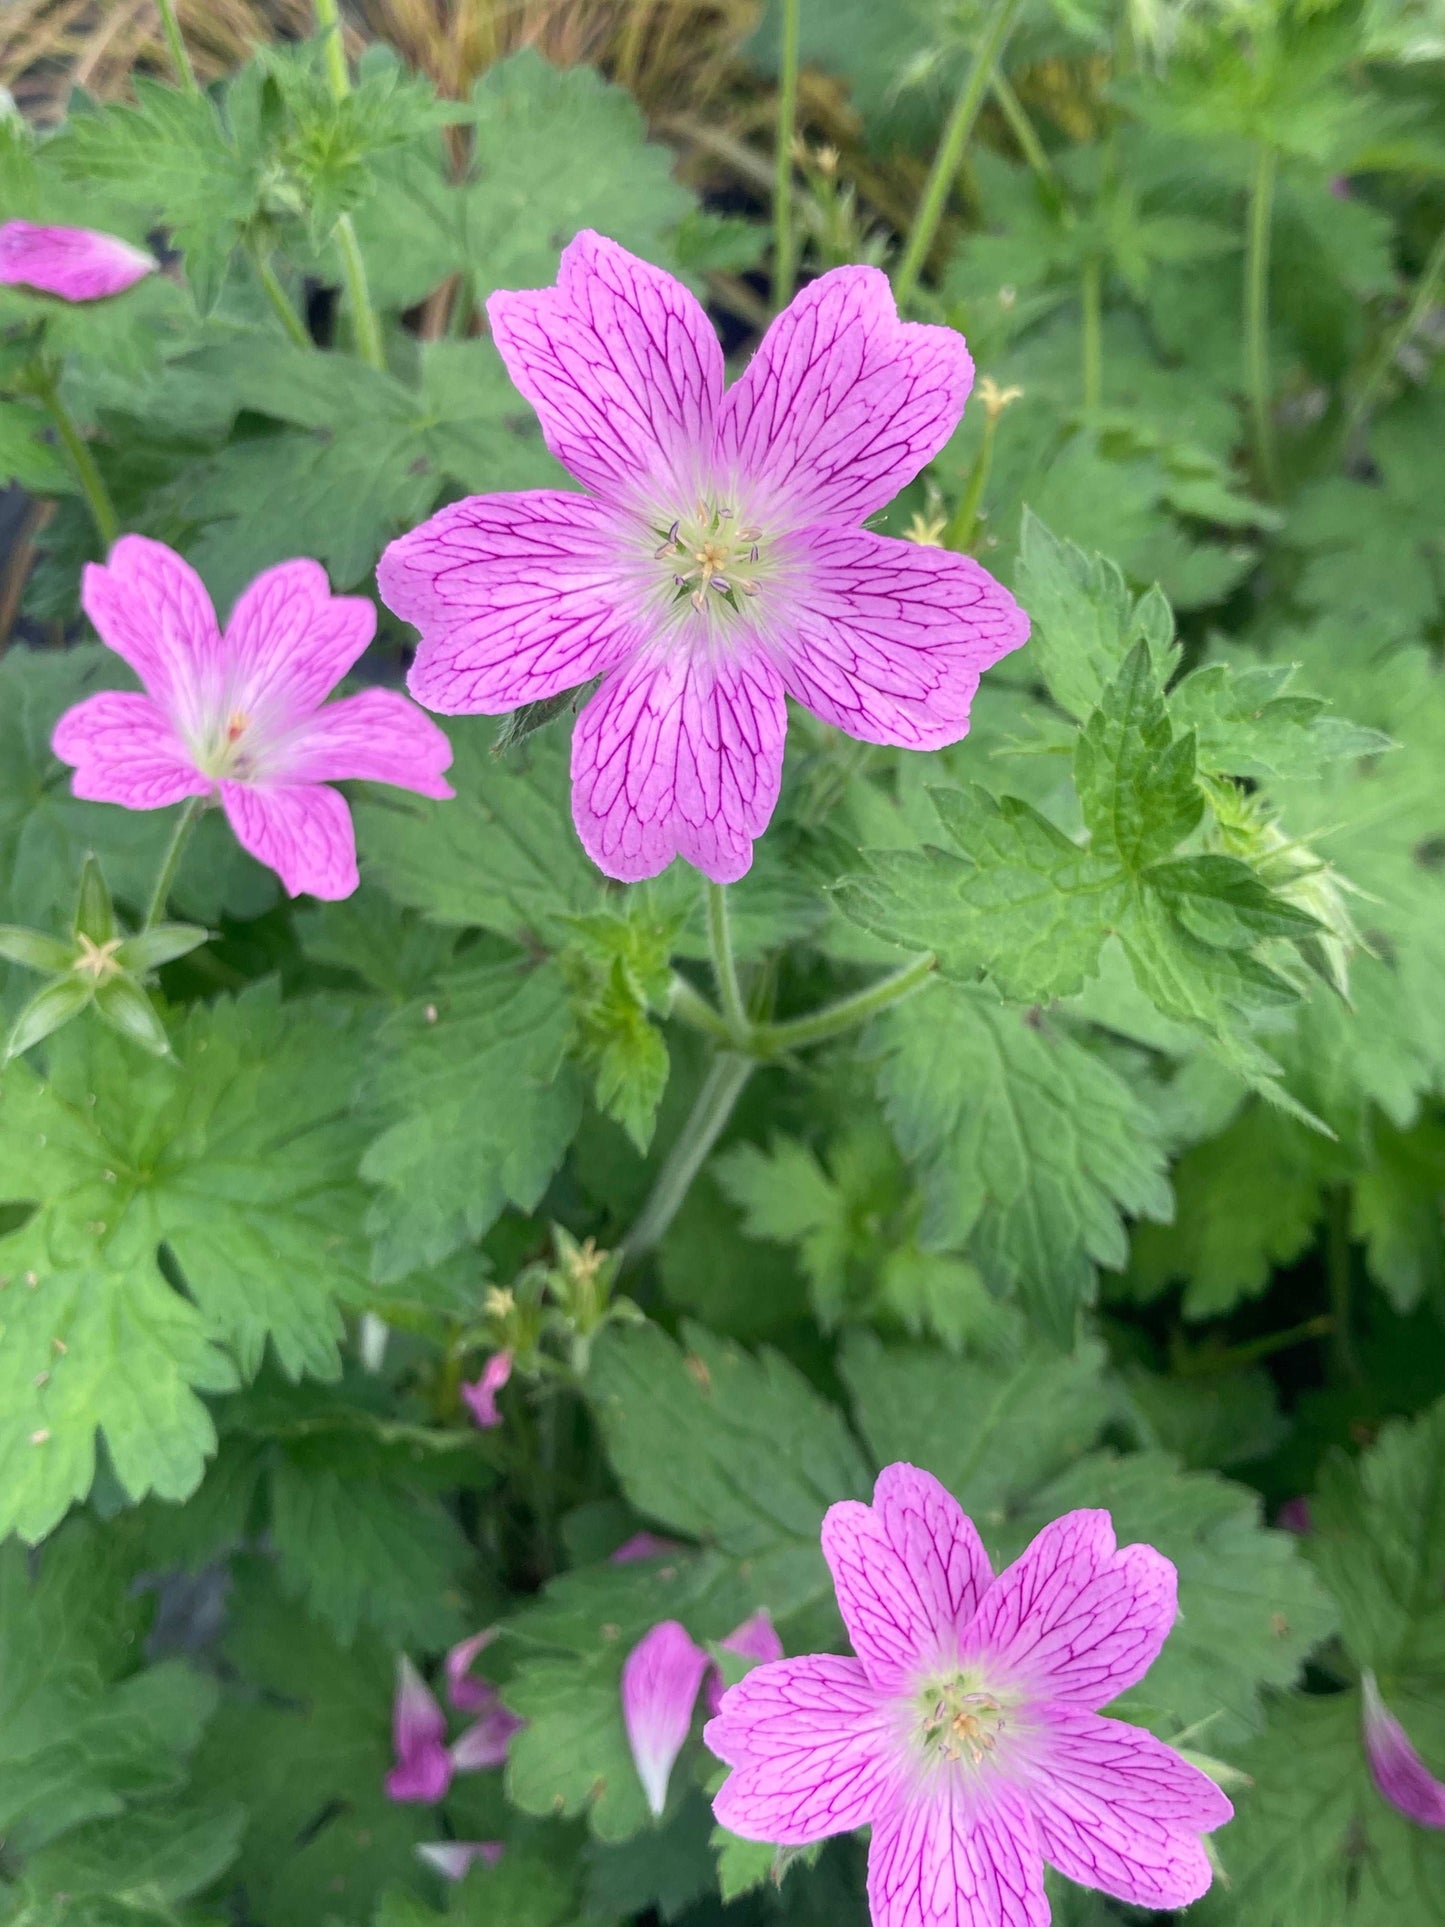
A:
[668, 974, 734, 1045]
[772, 0, 803, 312]
[893, 0, 1026, 305]
[1244, 141, 1280, 496]
[248, 239, 313, 350]
[943, 416, 999, 552]
[705, 881, 749, 1042]
[37, 370, 119, 549]
[144, 798, 203, 929]
[1343, 219, 1445, 445]
[332, 214, 385, 372]
[620, 1052, 755, 1261]
[155, 0, 200, 94]
[990, 67, 1056, 189]
[753, 952, 936, 1054]
[312, 0, 350, 102]
[1081, 255, 1103, 409]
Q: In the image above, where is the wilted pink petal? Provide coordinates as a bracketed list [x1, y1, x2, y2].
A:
[446, 1628, 500, 1713]
[385, 1656, 452, 1804]
[417, 1840, 505, 1879]
[611, 1531, 686, 1565]
[462, 1349, 513, 1429]
[1362, 1673, 1445, 1828]
[381, 233, 1026, 886]
[54, 537, 453, 903]
[622, 1619, 711, 1818]
[707, 1609, 785, 1715]
[450, 1701, 525, 1772]
[1275, 1496, 1312, 1535]
[707, 1462, 1230, 1922]
[0, 219, 155, 301]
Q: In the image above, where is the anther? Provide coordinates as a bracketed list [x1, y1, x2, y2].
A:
[691, 588, 708, 613]
[710, 577, 731, 594]
[749, 544, 760, 562]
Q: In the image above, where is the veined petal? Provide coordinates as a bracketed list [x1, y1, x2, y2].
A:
[222, 558, 376, 728]
[707, 1652, 903, 1843]
[622, 1620, 711, 1819]
[777, 529, 1029, 749]
[1024, 1705, 1231, 1908]
[714, 266, 973, 528]
[707, 1610, 785, 1716]
[961, 1511, 1176, 1710]
[487, 231, 724, 502]
[52, 691, 211, 812]
[386, 1656, 452, 1804]
[219, 781, 359, 901]
[0, 219, 154, 301]
[379, 491, 643, 713]
[570, 644, 786, 884]
[462, 1350, 513, 1429]
[1362, 1673, 1445, 1828]
[821, 1465, 993, 1695]
[866, 1779, 1049, 1927]
[81, 536, 224, 731]
[417, 1841, 505, 1879]
[277, 689, 455, 798]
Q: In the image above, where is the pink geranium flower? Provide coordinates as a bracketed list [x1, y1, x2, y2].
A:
[706, 1464, 1232, 1926]
[0, 220, 155, 301]
[622, 1610, 783, 1817]
[378, 232, 1028, 884]
[1362, 1672, 1445, 1828]
[52, 537, 453, 901]
[461, 1348, 513, 1429]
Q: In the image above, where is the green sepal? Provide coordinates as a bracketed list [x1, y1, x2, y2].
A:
[116, 924, 212, 975]
[73, 854, 117, 947]
[3, 975, 93, 1062]
[93, 975, 172, 1057]
[0, 925, 74, 974]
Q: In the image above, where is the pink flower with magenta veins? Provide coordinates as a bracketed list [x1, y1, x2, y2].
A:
[52, 537, 453, 901]
[706, 1464, 1232, 1927]
[378, 232, 1028, 885]
[0, 220, 155, 302]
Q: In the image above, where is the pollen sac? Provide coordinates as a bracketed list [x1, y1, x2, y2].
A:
[655, 499, 768, 619]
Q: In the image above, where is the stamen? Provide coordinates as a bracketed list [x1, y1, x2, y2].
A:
[690, 588, 707, 613]
[748, 544, 760, 563]
[736, 579, 760, 596]
[710, 577, 731, 594]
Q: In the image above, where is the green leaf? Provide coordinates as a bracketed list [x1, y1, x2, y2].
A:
[1015, 510, 1180, 723]
[361, 949, 583, 1281]
[0, 398, 74, 494]
[1169, 659, 1394, 781]
[874, 983, 1172, 1342]
[0, 985, 375, 1539]
[1075, 643, 1203, 870]
[1146, 854, 1322, 947]
[1352, 1116, 1445, 1314]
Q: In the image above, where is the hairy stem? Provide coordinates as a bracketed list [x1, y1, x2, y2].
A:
[312, 0, 350, 102]
[621, 1052, 754, 1261]
[1081, 254, 1103, 409]
[772, 0, 803, 312]
[1244, 141, 1280, 496]
[667, 973, 734, 1045]
[1343, 219, 1445, 446]
[144, 798, 203, 929]
[332, 213, 385, 372]
[248, 238, 313, 350]
[37, 370, 119, 549]
[893, 0, 1025, 305]
[753, 952, 936, 1054]
[155, 0, 200, 94]
[705, 881, 750, 1042]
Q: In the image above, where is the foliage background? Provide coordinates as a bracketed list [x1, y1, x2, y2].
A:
[0, 0, 1442, 1923]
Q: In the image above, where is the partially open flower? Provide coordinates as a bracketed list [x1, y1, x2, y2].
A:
[0, 219, 155, 301]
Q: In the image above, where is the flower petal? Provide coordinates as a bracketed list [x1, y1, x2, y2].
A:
[379, 491, 643, 713]
[223, 558, 376, 728]
[821, 1464, 994, 1695]
[386, 1656, 453, 1804]
[570, 643, 786, 884]
[219, 780, 359, 900]
[52, 691, 210, 811]
[447, 1628, 500, 1714]
[462, 1349, 513, 1429]
[81, 536, 223, 729]
[961, 1510, 1176, 1709]
[487, 231, 724, 502]
[707, 1609, 786, 1716]
[278, 689, 455, 797]
[417, 1841, 505, 1879]
[706, 1653, 903, 1844]
[866, 1780, 1049, 1927]
[777, 528, 1029, 749]
[1024, 1705, 1231, 1908]
[622, 1620, 711, 1818]
[451, 1703, 525, 1772]
[714, 265, 973, 527]
[1362, 1673, 1445, 1828]
[611, 1532, 686, 1565]
[0, 219, 155, 301]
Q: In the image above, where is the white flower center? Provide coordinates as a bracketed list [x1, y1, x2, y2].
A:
[651, 498, 769, 622]
[915, 1674, 1014, 1771]
[194, 709, 257, 781]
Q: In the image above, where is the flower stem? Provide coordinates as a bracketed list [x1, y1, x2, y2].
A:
[705, 880, 750, 1043]
[893, 0, 1025, 305]
[620, 1051, 754, 1261]
[312, 0, 350, 103]
[753, 952, 936, 1054]
[990, 67, 1056, 190]
[1081, 254, 1103, 409]
[155, 0, 200, 94]
[144, 797, 202, 929]
[37, 369, 119, 549]
[668, 973, 734, 1045]
[332, 214, 385, 372]
[1244, 141, 1280, 497]
[772, 0, 803, 312]
[943, 414, 999, 552]
[1343, 219, 1445, 447]
[248, 237, 312, 350]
